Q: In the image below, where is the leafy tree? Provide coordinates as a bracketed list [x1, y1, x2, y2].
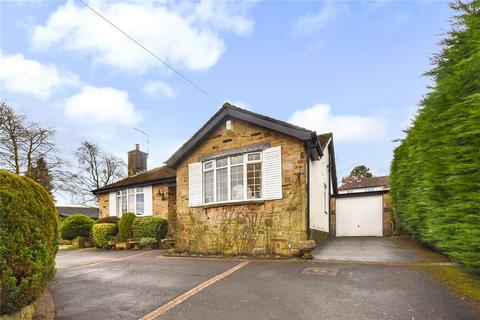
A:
[342, 165, 373, 183]
[390, 1, 480, 274]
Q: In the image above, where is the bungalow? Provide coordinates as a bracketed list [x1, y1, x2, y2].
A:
[93, 103, 338, 256]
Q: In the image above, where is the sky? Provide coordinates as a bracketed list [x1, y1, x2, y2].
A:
[0, 0, 453, 204]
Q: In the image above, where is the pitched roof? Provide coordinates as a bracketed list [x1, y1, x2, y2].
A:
[317, 133, 338, 194]
[166, 102, 322, 167]
[56, 206, 99, 220]
[317, 132, 333, 150]
[339, 176, 389, 191]
[92, 166, 176, 194]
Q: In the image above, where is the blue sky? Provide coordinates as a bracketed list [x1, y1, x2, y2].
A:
[1, 0, 452, 204]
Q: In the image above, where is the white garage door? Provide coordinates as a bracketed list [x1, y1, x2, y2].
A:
[336, 195, 383, 236]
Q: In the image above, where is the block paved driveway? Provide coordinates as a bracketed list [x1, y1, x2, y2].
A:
[51, 239, 479, 320]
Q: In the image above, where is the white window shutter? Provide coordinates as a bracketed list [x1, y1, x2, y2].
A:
[109, 192, 117, 216]
[144, 185, 153, 215]
[189, 162, 203, 207]
[263, 146, 282, 200]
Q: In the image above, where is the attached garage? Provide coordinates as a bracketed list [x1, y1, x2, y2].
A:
[336, 194, 383, 236]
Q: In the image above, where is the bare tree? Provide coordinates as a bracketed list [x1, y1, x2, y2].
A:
[63, 140, 125, 205]
[0, 103, 25, 173]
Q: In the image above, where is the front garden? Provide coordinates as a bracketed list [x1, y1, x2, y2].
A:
[59, 213, 169, 250]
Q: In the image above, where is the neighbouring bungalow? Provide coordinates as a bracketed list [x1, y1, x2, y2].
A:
[93, 103, 338, 256]
[331, 176, 393, 237]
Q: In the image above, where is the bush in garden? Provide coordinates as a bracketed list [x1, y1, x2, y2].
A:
[92, 223, 118, 248]
[132, 217, 168, 240]
[390, 2, 480, 275]
[95, 216, 120, 224]
[118, 212, 136, 241]
[60, 214, 94, 240]
[0, 170, 58, 314]
[139, 237, 158, 249]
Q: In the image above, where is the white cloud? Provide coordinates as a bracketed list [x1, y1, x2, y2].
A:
[293, 1, 347, 35]
[289, 104, 386, 143]
[143, 81, 177, 99]
[32, 1, 254, 74]
[64, 86, 140, 126]
[0, 52, 78, 99]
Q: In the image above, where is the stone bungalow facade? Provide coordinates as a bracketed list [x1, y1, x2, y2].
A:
[92, 146, 177, 235]
[93, 103, 338, 256]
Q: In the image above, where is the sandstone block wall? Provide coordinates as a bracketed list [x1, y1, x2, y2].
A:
[175, 119, 308, 256]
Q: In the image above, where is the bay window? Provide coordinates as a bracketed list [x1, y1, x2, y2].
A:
[203, 152, 262, 204]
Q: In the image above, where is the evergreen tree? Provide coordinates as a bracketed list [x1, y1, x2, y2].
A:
[26, 157, 53, 195]
[343, 165, 373, 183]
[390, 1, 480, 274]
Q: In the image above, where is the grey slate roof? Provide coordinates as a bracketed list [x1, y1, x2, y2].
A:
[165, 102, 323, 167]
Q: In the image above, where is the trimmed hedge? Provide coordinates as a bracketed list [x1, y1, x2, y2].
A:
[96, 216, 120, 224]
[118, 212, 136, 241]
[60, 214, 94, 240]
[0, 170, 58, 314]
[390, 2, 480, 275]
[92, 223, 118, 249]
[132, 217, 168, 240]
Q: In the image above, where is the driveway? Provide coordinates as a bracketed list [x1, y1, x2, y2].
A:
[312, 236, 450, 263]
[50, 246, 479, 320]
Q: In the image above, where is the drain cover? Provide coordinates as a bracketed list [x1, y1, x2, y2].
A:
[301, 267, 339, 276]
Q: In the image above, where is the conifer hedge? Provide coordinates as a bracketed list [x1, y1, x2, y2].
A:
[390, 1, 480, 275]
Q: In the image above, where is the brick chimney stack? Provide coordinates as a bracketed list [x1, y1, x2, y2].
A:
[127, 144, 147, 176]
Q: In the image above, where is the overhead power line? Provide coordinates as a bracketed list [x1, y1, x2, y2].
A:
[76, 0, 221, 104]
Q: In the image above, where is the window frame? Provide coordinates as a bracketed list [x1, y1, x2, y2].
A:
[202, 151, 263, 205]
[116, 187, 147, 216]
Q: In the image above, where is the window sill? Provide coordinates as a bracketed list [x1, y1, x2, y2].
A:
[196, 199, 265, 209]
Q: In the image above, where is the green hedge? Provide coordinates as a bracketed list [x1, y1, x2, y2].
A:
[92, 223, 118, 249]
[60, 214, 94, 240]
[0, 170, 58, 314]
[390, 2, 480, 275]
[118, 212, 136, 241]
[96, 216, 119, 224]
[132, 216, 168, 240]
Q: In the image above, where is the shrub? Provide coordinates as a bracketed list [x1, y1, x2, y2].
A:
[60, 214, 94, 240]
[139, 237, 158, 249]
[92, 223, 118, 248]
[132, 217, 168, 240]
[118, 212, 136, 241]
[390, 3, 480, 275]
[96, 216, 120, 224]
[0, 170, 58, 314]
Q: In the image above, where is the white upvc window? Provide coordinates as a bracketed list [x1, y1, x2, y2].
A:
[203, 152, 263, 204]
[116, 187, 145, 216]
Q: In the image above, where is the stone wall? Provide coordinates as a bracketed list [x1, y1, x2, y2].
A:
[175, 119, 308, 256]
[153, 185, 177, 236]
[382, 193, 393, 236]
[98, 193, 109, 218]
[329, 197, 336, 236]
